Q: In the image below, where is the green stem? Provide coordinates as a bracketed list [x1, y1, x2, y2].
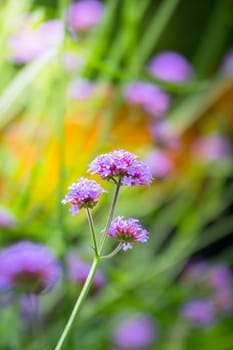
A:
[100, 242, 123, 260]
[54, 256, 99, 350]
[99, 177, 122, 255]
[86, 208, 99, 256]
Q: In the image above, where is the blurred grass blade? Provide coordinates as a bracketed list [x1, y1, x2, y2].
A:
[0, 50, 57, 129]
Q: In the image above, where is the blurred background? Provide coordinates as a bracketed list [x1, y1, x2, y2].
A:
[0, 0, 233, 349]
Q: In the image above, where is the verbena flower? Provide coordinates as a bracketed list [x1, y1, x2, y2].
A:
[0, 241, 62, 294]
[124, 81, 170, 118]
[62, 177, 105, 215]
[148, 51, 193, 83]
[145, 150, 174, 178]
[67, 0, 104, 32]
[68, 78, 94, 100]
[180, 299, 215, 326]
[88, 149, 152, 186]
[8, 18, 63, 64]
[112, 313, 156, 349]
[191, 133, 232, 162]
[67, 252, 105, 289]
[108, 216, 149, 251]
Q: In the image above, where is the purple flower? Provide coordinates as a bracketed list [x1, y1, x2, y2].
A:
[62, 51, 84, 72]
[62, 177, 105, 215]
[145, 150, 174, 178]
[149, 121, 180, 148]
[148, 51, 193, 83]
[8, 18, 63, 64]
[207, 264, 233, 292]
[180, 299, 215, 326]
[124, 81, 170, 118]
[67, 0, 104, 32]
[191, 133, 232, 162]
[0, 207, 15, 228]
[0, 241, 62, 294]
[108, 216, 149, 251]
[68, 78, 94, 100]
[221, 49, 233, 75]
[67, 252, 105, 289]
[88, 149, 153, 186]
[112, 314, 156, 349]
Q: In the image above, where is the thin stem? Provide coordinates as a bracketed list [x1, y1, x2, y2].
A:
[54, 256, 99, 350]
[86, 208, 99, 256]
[100, 242, 123, 260]
[99, 177, 122, 255]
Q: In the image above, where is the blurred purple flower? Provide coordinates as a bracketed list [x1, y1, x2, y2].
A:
[213, 289, 233, 314]
[0, 241, 62, 294]
[62, 177, 105, 215]
[62, 51, 85, 72]
[8, 19, 63, 64]
[108, 216, 149, 251]
[145, 150, 174, 178]
[149, 121, 180, 148]
[191, 133, 232, 162]
[67, 252, 105, 289]
[0, 207, 15, 228]
[88, 149, 153, 186]
[207, 264, 233, 292]
[124, 81, 170, 118]
[148, 51, 193, 83]
[180, 299, 215, 326]
[221, 49, 233, 75]
[68, 78, 94, 100]
[112, 314, 156, 349]
[182, 260, 208, 283]
[67, 0, 104, 32]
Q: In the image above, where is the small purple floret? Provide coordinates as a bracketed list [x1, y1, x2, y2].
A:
[148, 51, 193, 83]
[0, 241, 62, 294]
[88, 149, 153, 186]
[67, 0, 104, 32]
[108, 216, 149, 250]
[62, 177, 105, 215]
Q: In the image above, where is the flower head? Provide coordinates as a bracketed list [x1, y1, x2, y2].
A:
[124, 81, 170, 118]
[8, 18, 63, 64]
[0, 241, 62, 294]
[148, 51, 193, 83]
[112, 313, 157, 349]
[191, 133, 232, 162]
[180, 299, 215, 326]
[67, 0, 104, 32]
[145, 149, 174, 178]
[62, 177, 105, 215]
[108, 216, 149, 251]
[88, 149, 152, 186]
[67, 252, 105, 289]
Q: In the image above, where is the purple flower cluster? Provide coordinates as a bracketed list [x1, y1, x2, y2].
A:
[0, 241, 62, 294]
[112, 313, 156, 349]
[108, 216, 149, 251]
[180, 299, 215, 326]
[67, 0, 104, 33]
[67, 252, 105, 289]
[8, 19, 64, 64]
[124, 81, 170, 118]
[145, 149, 174, 178]
[148, 51, 193, 83]
[62, 177, 105, 215]
[88, 149, 152, 186]
[191, 133, 232, 162]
